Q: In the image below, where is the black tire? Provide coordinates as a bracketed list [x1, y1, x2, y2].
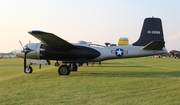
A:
[58, 65, 70, 75]
[70, 63, 78, 71]
[24, 66, 33, 73]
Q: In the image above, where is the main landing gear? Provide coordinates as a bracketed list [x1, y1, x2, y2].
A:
[58, 63, 78, 75]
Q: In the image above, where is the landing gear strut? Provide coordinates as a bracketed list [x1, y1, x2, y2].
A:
[69, 63, 78, 71]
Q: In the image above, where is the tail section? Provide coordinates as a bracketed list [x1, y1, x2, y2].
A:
[133, 17, 165, 50]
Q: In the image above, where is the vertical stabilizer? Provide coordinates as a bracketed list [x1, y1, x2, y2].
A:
[133, 17, 164, 46]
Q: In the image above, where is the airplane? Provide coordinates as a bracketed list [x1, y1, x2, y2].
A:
[169, 50, 180, 58]
[13, 17, 168, 75]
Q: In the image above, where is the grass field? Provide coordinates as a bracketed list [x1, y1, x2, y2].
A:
[0, 58, 180, 105]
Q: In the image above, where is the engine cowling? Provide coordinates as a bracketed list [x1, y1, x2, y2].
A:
[25, 43, 42, 59]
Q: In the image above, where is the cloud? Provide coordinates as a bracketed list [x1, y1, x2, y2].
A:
[168, 32, 180, 41]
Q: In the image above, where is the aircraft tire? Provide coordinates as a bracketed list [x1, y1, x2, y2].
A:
[58, 65, 70, 75]
[24, 66, 33, 73]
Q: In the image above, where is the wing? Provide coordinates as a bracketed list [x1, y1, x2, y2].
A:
[28, 30, 78, 49]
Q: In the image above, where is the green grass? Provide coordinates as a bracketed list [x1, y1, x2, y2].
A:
[0, 58, 180, 105]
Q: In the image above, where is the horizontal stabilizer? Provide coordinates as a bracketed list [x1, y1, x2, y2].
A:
[143, 41, 165, 50]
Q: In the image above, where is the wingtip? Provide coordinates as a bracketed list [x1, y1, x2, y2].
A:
[28, 30, 33, 34]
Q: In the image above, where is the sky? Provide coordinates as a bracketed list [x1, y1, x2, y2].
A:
[0, 0, 180, 52]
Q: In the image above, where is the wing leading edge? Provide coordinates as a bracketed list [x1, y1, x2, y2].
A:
[28, 30, 78, 49]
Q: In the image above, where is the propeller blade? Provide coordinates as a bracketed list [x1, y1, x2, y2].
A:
[19, 41, 25, 51]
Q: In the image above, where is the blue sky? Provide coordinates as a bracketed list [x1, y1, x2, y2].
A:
[0, 0, 180, 52]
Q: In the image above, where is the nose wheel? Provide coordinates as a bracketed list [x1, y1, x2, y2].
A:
[24, 65, 33, 73]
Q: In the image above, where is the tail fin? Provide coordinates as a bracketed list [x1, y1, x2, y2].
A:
[133, 17, 165, 47]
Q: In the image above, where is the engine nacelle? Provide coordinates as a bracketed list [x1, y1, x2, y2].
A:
[25, 43, 42, 59]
